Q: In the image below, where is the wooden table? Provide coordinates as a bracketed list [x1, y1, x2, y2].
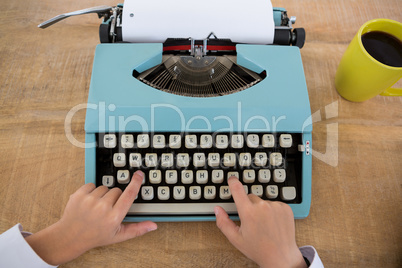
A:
[0, 0, 401, 267]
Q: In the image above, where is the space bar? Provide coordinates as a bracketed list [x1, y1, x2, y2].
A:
[128, 202, 238, 215]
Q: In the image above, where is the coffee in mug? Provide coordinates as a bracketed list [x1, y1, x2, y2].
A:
[361, 31, 402, 67]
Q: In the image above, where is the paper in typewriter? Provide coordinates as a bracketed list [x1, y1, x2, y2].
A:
[122, 0, 275, 44]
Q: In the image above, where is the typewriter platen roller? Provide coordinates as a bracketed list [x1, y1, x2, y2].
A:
[38, 3, 305, 47]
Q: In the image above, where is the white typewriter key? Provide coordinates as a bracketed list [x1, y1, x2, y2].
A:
[243, 185, 249, 194]
[281, 186, 296, 201]
[258, 169, 271, 183]
[231, 134, 244, 149]
[190, 186, 201, 200]
[193, 153, 206, 167]
[239, 153, 252, 167]
[141, 186, 154, 200]
[157, 186, 170, 200]
[270, 152, 283, 166]
[220, 186, 231, 200]
[129, 153, 142, 167]
[196, 170, 208, 184]
[145, 153, 158, 167]
[247, 134, 259, 148]
[177, 153, 190, 167]
[273, 169, 286, 183]
[102, 176, 114, 187]
[254, 152, 268, 166]
[243, 169, 256, 183]
[227, 171, 239, 180]
[165, 170, 178, 184]
[216, 135, 229, 149]
[117, 170, 130, 184]
[223, 153, 236, 167]
[200, 134, 213, 149]
[153, 134, 165, 149]
[204, 186, 216, 200]
[121, 134, 134, 148]
[169, 134, 181, 149]
[266, 185, 279, 199]
[262, 134, 275, 148]
[181, 170, 193, 184]
[113, 153, 126, 167]
[212, 170, 224, 184]
[161, 153, 174, 168]
[103, 134, 116, 148]
[251, 185, 263, 197]
[185, 135, 197, 149]
[137, 134, 150, 148]
[279, 134, 293, 148]
[173, 186, 185, 200]
[298, 144, 305, 152]
[149, 170, 162, 184]
[208, 153, 220, 167]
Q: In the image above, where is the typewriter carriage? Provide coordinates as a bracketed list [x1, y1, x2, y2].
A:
[38, 4, 305, 99]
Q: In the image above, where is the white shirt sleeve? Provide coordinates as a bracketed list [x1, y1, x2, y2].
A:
[300, 246, 324, 268]
[0, 224, 58, 268]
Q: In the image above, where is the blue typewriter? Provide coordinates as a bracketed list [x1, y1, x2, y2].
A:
[39, 1, 312, 221]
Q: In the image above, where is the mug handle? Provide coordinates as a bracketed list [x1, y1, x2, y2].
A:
[380, 87, 402, 96]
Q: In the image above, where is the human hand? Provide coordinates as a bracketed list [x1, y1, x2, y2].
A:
[26, 170, 157, 265]
[214, 177, 307, 268]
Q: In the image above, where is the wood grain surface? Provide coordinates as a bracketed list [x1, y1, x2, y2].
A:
[0, 0, 401, 267]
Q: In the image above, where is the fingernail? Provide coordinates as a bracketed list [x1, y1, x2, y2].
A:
[147, 225, 158, 232]
[228, 176, 238, 184]
[214, 206, 220, 216]
[135, 170, 144, 178]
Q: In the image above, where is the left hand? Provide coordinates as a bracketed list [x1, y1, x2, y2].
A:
[26, 170, 157, 265]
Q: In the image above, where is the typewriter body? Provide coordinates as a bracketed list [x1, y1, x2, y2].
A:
[40, 1, 312, 221]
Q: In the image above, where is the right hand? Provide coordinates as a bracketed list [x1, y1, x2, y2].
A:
[214, 177, 307, 268]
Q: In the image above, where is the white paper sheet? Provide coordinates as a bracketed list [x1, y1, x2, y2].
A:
[122, 0, 274, 44]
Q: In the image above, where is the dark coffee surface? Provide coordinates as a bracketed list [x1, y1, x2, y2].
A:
[361, 31, 402, 67]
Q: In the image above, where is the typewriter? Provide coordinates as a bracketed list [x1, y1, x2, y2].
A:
[39, 0, 312, 221]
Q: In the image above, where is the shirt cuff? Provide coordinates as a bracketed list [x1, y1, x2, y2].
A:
[0, 224, 58, 268]
[299, 245, 324, 268]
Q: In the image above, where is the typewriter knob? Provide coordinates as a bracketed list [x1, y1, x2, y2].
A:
[292, 28, 306, 49]
[274, 27, 305, 48]
[290, 16, 297, 25]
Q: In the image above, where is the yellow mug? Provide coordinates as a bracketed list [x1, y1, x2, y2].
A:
[335, 19, 402, 102]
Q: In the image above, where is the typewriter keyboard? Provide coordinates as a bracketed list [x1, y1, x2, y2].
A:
[96, 132, 303, 215]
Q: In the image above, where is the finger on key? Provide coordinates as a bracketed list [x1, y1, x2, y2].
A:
[227, 176, 251, 214]
[114, 171, 144, 215]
